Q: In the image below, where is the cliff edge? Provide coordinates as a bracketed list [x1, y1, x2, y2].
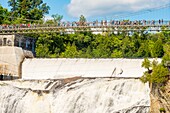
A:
[150, 80, 170, 113]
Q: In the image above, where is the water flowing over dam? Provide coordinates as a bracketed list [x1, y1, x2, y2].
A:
[0, 78, 150, 113]
[0, 49, 154, 113]
[22, 58, 150, 79]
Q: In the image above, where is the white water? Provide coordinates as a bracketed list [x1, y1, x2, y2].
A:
[0, 78, 150, 113]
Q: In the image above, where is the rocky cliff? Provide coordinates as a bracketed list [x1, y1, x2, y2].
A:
[150, 80, 170, 113]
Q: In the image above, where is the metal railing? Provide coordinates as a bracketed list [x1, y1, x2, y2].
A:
[0, 20, 170, 34]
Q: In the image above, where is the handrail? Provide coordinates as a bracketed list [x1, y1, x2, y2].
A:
[0, 20, 170, 30]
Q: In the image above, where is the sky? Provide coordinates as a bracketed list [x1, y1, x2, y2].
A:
[0, 0, 170, 22]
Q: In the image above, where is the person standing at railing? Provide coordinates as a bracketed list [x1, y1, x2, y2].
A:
[161, 19, 163, 25]
[101, 20, 103, 26]
[159, 19, 161, 25]
[153, 20, 155, 25]
[67, 21, 70, 27]
[111, 20, 114, 25]
[72, 22, 75, 27]
[28, 23, 31, 28]
[104, 20, 107, 26]
[96, 20, 98, 26]
[92, 21, 95, 26]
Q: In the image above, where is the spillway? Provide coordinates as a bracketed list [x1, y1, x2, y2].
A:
[0, 78, 150, 113]
[0, 58, 154, 112]
[22, 58, 150, 79]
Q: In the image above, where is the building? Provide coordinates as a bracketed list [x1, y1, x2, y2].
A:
[0, 35, 35, 80]
[0, 34, 35, 54]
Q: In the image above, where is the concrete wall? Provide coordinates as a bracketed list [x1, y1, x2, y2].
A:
[0, 46, 34, 79]
[0, 47, 25, 78]
[22, 58, 160, 80]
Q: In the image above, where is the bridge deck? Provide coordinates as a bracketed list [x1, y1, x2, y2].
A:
[0, 23, 170, 34]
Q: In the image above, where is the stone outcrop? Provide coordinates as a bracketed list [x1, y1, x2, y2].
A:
[150, 80, 170, 113]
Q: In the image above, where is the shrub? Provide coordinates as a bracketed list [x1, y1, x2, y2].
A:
[159, 107, 166, 113]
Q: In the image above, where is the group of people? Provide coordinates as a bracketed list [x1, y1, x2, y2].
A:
[84, 19, 167, 26]
[0, 19, 169, 30]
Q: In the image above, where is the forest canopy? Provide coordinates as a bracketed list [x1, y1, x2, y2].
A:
[33, 32, 170, 58]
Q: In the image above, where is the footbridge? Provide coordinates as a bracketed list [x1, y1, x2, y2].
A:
[0, 20, 170, 34]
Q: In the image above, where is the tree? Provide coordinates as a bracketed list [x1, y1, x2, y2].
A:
[121, 36, 135, 57]
[152, 39, 164, 58]
[36, 43, 50, 58]
[45, 19, 54, 24]
[51, 14, 63, 23]
[111, 50, 123, 58]
[33, 31, 170, 59]
[61, 42, 79, 58]
[140, 58, 169, 85]
[79, 15, 86, 26]
[137, 43, 151, 57]
[151, 64, 169, 84]
[0, 5, 10, 24]
[8, 0, 50, 23]
[142, 58, 151, 71]
[162, 42, 170, 65]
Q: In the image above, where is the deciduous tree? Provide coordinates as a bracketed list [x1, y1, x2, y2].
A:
[8, 0, 50, 23]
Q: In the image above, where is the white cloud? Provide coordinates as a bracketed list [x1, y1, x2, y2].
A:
[67, 0, 170, 18]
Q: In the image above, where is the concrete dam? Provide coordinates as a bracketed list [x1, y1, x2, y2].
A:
[22, 58, 148, 79]
[0, 47, 155, 113]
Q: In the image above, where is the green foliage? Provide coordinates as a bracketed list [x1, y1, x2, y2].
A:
[140, 71, 151, 83]
[79, 15, 86, 26]
[35, 33, 64, 58]
[142, 58, 151, 71]
[35, 43, 50, 58]
[162, 42, 170, 65]
[140, 58, 169, 84]
[45, 20, 55, 24]
[51, 14, 63, 23]
[111, 50, 123, 58]
[0, 5, 10, 24]
[32, 31, 170, 59]
[8, 0, 50, 23]
[152, 64, 169, 84]
[159, 108, 166, 113]
[60, 42, 79, 58]
[152, 39, 164, 57]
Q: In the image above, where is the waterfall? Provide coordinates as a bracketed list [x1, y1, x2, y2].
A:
[0, 78, 150, 113]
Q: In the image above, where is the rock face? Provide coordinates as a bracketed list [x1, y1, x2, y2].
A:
[150, 80, 170, 113]
[0, 78, 150, 113]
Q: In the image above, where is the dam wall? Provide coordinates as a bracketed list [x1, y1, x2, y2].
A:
[22, 58, 160, 80]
